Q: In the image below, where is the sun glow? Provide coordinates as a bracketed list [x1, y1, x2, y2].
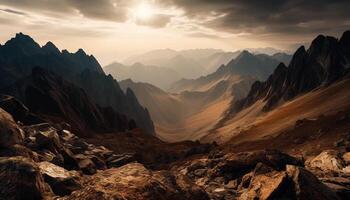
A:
[135, 3, 154, 20]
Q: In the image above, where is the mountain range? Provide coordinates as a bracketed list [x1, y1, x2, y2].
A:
[1, 30, 350, 200]
[204, 31, 350, 145]
[120, 50, 292, 141]
[168, 51, 291, 93]
[0, 33, 154, 134]
[122, 49, 242, 80]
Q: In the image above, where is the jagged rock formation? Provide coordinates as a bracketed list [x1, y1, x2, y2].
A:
[75, 70, 154, 134]
[0, 33, 154, 134]
[0, 33, 104, 88]
[229, 31, 350, 115]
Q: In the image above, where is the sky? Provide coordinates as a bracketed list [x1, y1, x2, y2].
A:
[0, 0, 349, 65]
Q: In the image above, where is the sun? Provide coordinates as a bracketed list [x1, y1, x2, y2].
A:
[135, 3, 154, 20]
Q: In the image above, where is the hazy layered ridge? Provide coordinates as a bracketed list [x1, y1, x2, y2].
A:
[122, 49, 242, 80]
[104, 62, 180, 90]
[169, 51, 291, 93]
[119, 51, 290, 142]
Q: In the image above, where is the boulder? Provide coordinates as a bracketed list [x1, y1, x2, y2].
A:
[0, 94, 44, 125]
[342, 152, 350, 165]
[0, 157, 53, 200]
[38, 161, 81, 196]
[213, 149, 302, 180]
[60, 147, 79, 170]
[239, 171, 290, 200]
[323, 181, 350, 200]
[286, 165, 340, 200]
[306, 150, 344, 172]
[74, 154, 97, 175]
[0, 144, 38, 161]
[34, 128, 62, 151]
[107, 153, 136, 168]
[0, 108, 24, 148]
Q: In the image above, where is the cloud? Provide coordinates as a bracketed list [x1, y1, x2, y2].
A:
[187, 32, 222, 39]
[0, 0, 132, 22]
[0, 0, 349, 46]
[0, 8, 27, 15]
[162, 0, 350, 38]
[136, 14, 172, 28]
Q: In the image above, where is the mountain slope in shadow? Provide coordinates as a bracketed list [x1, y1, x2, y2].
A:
[0, 33, 154, 134]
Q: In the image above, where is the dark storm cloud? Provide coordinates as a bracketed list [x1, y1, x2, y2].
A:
[0, 0, 175, 27]
[162, 0, 350, 37]
[0, 0, 130, 22]
[0, 0, 348, 36]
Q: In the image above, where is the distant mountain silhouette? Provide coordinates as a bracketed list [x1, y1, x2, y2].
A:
[0, 33, 103, 88]
[104, 62, 180, 90]
[169, 51, 285, 93]
[0, 33, 154, 134]
[123, 49, 241, 79]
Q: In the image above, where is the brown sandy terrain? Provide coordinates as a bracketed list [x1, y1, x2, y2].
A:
[203, 77, 350, 156]
[204, 77, 350, 144]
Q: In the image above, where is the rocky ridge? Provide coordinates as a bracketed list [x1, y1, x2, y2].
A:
[0, 33, 154, 134]
[228, 31, 350, 115]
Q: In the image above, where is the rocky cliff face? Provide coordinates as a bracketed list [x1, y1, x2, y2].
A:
[0, 33, 154, 134]
[75, 69, 155, 134]
[229, 31, 350, 114]
[1, 67, 132, 135]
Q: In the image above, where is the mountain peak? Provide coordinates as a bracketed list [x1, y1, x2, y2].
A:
[274, 62, 288, 74]
[2, 32, 41, 55]
[294, 46, 306, 55]
[236, 50, 254, 60]
[62, 49, 70, 54]
[42, 41, 60, 54]
[76, 48, 87, 56]
[15, 32, 27, 39]
[340, 30, 350, 46]
[12, 32, 36, 43]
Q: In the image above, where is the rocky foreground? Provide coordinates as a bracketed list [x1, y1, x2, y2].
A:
[1, 104, 350, 200]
